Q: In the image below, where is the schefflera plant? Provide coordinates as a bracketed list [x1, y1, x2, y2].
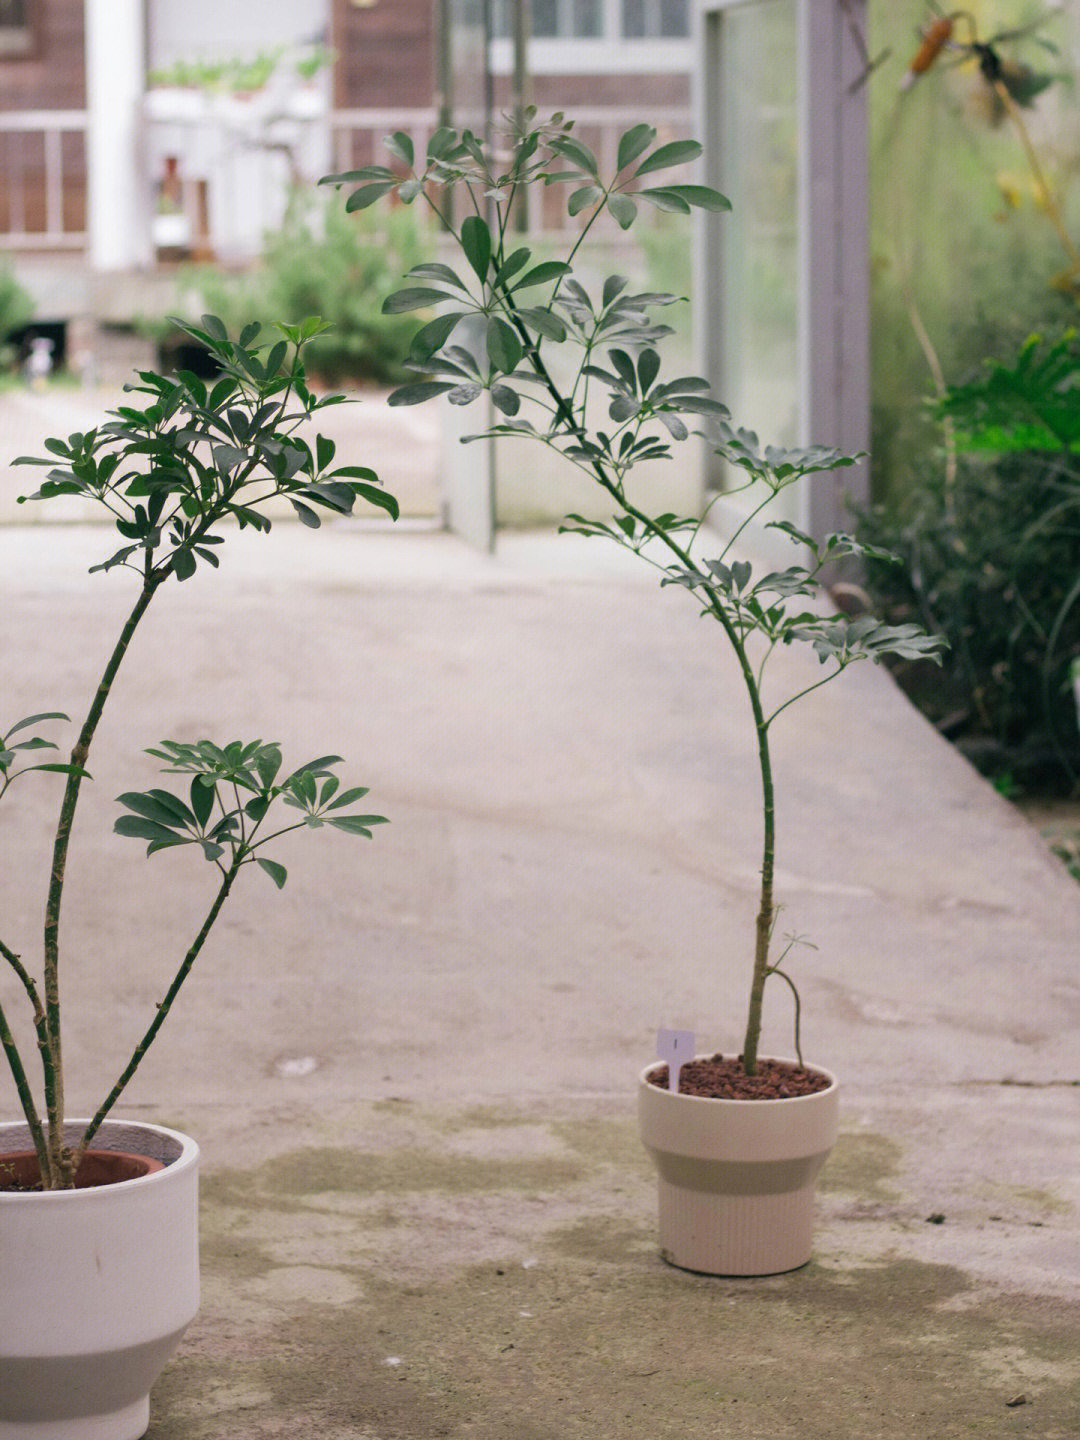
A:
[323, 112, 945, 1079]
[1, 316, 395, 1189]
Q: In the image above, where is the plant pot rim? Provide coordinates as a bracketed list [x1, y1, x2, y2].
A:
[0, 1118, 197, 1203]
[639, 1055, 838, 1108]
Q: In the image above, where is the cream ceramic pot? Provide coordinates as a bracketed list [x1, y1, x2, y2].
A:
[638, 1059, 838, 1276]
[0, 1119, 199, 1440]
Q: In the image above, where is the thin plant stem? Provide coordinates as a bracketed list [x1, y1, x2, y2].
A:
[42, 576, 162, 1181]
[500, 285, 779, 1072]
[0, 939, 57, 1127]
[995, 78, 1080, 279]
[0, 996, 50, 1183]
[72, 858, 242, 1168]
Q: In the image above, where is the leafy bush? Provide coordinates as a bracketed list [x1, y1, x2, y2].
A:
[0, 264, 34, 369]
[185, 197, 433, 386]
[859, 333, 1080, 795]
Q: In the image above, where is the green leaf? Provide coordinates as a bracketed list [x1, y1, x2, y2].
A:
[245, 795, 270, 822]
[4, 712, 69, 740]
[315, 434, 336, 473]
[494, 248, 531, 288]
[345, 182, 397, 211]
[326, 785, 370, 810]
[633, 139, 703, 178]
[290, 499, 322, 528]
[638, 348, 660, 395]
[256, 857, 288, 888]
[190, 776, 215, 828]
[114, 815, 190, 850]
[460, 215, 493, 283]
[731, 560, 751, 592]
[551, 134, 599, 177]
[637, 187, 691, 215]
[23, 762, 91, 779]
[385, 130, 414, 167]
[652, 183, 729, 212]
[513, 261, 572, 291]
[171, 547, 197, 581]
[607, 193, 637, 230]
[516, 307, 567, 343]
[409, 312, 463, 362]
[487, 317, 523, 374]
[325, 814, 387, 835]
[388, 381, 457, 407]
[568, 185, 604, 217]
[408, 262, 472, 290]
[353, 483, 400, 520]
[253, 746, 282, 790]
[116, 792, 188, 830]
[658, 412, 688, 440]
[600, 276, 627, 309]
[426, 126, 457, 160]
[491, 385, 521, 416]
[293, 754, 344, 778]
[617, 123, 656, 173]
[383, 287, 451, 314]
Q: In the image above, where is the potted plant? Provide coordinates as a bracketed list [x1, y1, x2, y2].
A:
[0, 314, 397, 1438]
[323, 112, 943, 1275]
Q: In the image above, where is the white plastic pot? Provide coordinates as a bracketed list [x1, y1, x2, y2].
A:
[0, 1119, 199, 1440]
[638, 1058, 838, 1276]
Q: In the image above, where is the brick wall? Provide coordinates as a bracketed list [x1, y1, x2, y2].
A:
[0, 0, 85, 108]
[331, 0, 435, 109]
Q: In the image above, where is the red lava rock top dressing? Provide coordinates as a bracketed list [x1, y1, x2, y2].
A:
[647, 1054, 832, 1100]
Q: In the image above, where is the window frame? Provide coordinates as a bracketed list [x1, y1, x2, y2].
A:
[696, 0, 870, 542]
[489, 0, 692, 69]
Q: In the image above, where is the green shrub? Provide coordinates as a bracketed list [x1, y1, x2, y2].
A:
[0, 264, 34, 369]
[859, 334, 1080, 795]
[184, 196, 433, 386]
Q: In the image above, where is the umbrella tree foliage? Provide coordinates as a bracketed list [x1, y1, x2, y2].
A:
[324, 110, 944, 1075]
[1, 317, 396, 1188]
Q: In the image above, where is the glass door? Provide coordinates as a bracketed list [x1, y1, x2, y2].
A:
[697, 0, 870, 542]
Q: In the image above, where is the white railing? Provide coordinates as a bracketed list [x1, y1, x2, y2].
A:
[0, 111, 88, 249]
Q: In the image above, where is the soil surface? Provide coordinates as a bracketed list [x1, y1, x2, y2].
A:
[647, 1055, 833, 1099]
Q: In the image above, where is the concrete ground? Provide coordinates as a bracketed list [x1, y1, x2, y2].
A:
[2, 516, 1080, 1438]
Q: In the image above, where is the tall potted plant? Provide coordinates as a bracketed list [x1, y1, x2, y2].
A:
[0, 315, 396, 1439]
[323, 112, 943, 1275]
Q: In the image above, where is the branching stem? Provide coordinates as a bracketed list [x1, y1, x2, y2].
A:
[72, 857, 242, 1168]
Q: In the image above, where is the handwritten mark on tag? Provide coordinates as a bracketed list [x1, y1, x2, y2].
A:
[657, 1029, 695, 1093]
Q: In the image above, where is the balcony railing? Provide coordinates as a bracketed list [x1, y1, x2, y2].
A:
[0, 101, 693, 257]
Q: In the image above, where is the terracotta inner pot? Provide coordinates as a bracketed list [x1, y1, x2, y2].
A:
[0, 1149, 165, 1191]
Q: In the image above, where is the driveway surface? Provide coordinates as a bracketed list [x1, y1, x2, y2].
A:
[1, 517, 1078, 1438]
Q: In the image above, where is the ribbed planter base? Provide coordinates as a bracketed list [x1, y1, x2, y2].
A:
[0, 1397, 148, 1440]
[639, 1058, 838, 1277]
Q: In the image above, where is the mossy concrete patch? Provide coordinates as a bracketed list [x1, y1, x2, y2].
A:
[157, 1237, 1080, 1439]
[820, 1129, 903, 1201]
[151, 1107, 1080, 1438]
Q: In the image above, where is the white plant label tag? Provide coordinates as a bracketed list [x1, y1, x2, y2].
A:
[657, 1029, 695, 1093]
